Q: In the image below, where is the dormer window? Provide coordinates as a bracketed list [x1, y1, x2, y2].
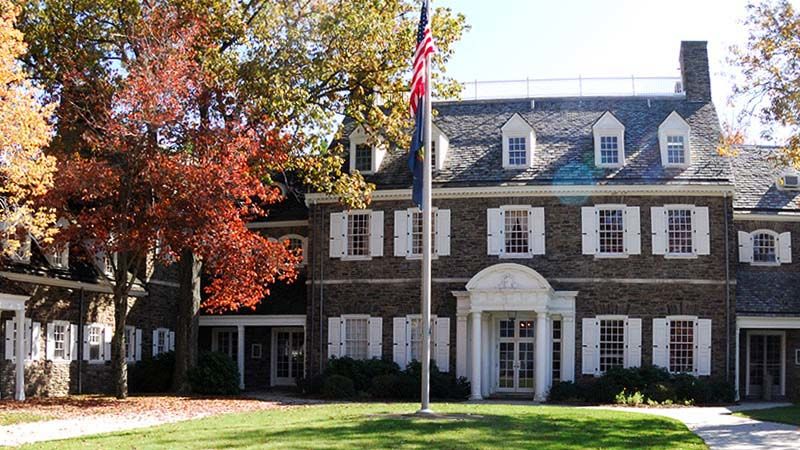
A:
[431, 123, 449, 171]
[348, 125, 386, 174]
[45, 217, 70, 269]
[658, 111, 691, 168]
[592, 111, 625, 168]
[501, 113, 535, 169]
[778, 169, 800, 190]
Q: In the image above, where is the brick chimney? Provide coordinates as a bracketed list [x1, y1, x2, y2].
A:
[679, 41, 711, 102]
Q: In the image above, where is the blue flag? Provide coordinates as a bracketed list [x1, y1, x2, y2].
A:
[409, 98, 425, 209]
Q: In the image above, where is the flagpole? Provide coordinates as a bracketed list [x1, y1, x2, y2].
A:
[418, 0, 433, 415]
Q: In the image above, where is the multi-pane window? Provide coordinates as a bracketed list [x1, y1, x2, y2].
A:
[410, 210, 437, 256]
[53, 323, 66, 360]
[552, 320, 562, 383]
[343, 318, 368, 360]
[409, 317, 435, 363]
[598, 208, 624, 255]
[346, 213, 370, 257]
[354, 144, 372, 172]
[504, 209, 530, 255]
[753, 232, 777, 263]
[599, 136, 619, 165]
[599, 319, 625, 372]
[666, 135, 686, 165]
[88, 326, 102, 361]
[124, 326, 136, 361]
[507, 137, 527, 166]
[157, 329, 168, 356]
[667, 209, 693, 255]
[214, 329, 237, 359]
[669, 320, 694, 373]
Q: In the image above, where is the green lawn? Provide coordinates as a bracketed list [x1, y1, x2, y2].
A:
[0, 411, 51, 426]
[24, 403, 706, 450]
[734, 404, 800, 426]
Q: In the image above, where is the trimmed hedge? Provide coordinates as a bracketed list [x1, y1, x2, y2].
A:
[548, 366, 735, 405]
[188, 352, 241, 395]
[301, 357, 470, 400]
[129, 351, 175, 393]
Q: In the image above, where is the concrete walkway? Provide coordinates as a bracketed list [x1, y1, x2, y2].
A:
[594, 402, 799, 450]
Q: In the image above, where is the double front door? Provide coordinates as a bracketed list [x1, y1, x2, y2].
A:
[272, 328, 305, 386]
[747, 333, 784, 398]
[496, 318, 535, 393]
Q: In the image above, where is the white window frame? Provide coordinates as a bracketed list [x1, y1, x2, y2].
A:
[343, 210, 373, 261]
[666, 315, 697, 375]
[778, 168, 800, 191]
[341, 314, 370, 360]
[431, 124, 449, 171]
[278, 234, 307, 266]
[751, 229, 780, 266]
[664, 205, 695, 258]
[86, 323, 105, 363]
[597, 315, 627, 373]
[595, 205, 627, 258]
[153, 327, 171, 357]
[406, 314, 437, 364]
[658, 111, 691, 168]
[51, 320, 70, 362]
[124, 325, 136, 363]
[406, 207, 438, 259]
[501, 205, 533, 259]
[211, 327, 237, 359]
[592, 111, 625, 169]
[501, 113, 535, 169]
[348, 126, 386, 174]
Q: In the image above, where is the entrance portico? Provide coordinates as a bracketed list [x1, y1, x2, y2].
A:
[453, 264, 576, 401]
[0, 293, 28, 401]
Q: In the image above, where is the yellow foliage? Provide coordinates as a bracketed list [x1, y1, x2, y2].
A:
[0, 0, 56, 257]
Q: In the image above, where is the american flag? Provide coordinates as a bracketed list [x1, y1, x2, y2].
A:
[409, 1, 435, 117]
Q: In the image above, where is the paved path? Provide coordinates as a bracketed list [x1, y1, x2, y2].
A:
[594, 402, 799, 450]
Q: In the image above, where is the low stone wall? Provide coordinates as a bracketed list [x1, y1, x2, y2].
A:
[0, 360, 114, 398]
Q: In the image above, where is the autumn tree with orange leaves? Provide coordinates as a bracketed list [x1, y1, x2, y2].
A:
[0, 1, 55, 259]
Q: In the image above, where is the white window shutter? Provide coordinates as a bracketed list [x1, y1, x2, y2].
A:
[369, 211, 384, 257]
[652, 319, 668, 369]
[30, 321, 41, 360]
[103, 326, 112, 361]
[23, 319, 32, 360]
[624, 207, 641, 255]
[624, 318, 642, 368]
[581, 207, 597, 255]
[327, 317, 342, 359]
[434, 317, 450, 372]
[135, 329, 143, 361]
[693, 206, 710, 255]
[152, 329, 159, 357]
[531, 207, 545, 255]
[329, 212, 346, 258]
[83, 325, 91, 361]
[651, 207, 667, 255]
[168, 331, 175, 351]
[435, 209, 451, 256]
[696, 319, 712, 376]
[4, 320, 13, 361]
[367, 317, 383, 359]
[393, 317, 408, 369]
[486, 208, 504, 255]
[581, 318, 599, 375]
[46, 322, 55, 361]
[779, 232, 792, 264]
[69, 324, 78, 361]
[393, 210, 408, 257]
[738, 231, 753, 263]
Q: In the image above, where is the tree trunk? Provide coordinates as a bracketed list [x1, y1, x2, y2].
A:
[173, 249, 201, 393]
[112, 278, 129, 400]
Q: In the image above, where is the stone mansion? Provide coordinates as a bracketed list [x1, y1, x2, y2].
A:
[1, 41, 798, 402]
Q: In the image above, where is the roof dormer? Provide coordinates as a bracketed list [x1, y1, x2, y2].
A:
[432, 123, 449, 171]
[592, 111, 625, 169]
[348, 125, 386, 174]
[778, 167, 800, 191]
[658, 111, 691, 168]
[501, 113, 535, 169]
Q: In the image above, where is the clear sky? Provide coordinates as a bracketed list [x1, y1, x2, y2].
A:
[435, 0, 774, 143]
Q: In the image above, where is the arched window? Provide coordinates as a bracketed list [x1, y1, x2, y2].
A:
[752, 231, 777, 264]
[279, 234, 307, 266]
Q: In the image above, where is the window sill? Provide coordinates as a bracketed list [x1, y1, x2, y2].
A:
[502, 165, 530, 170]
[87, 360, 107, 365]
[662, 163, 690, 169]
[664, 253, 698, 260]
[750, 261, 781, 267]
[498, 253, 534, 259]
[341, 256, 373, 262]
[593, 253, 629, 259]
[406, 254, 440, 260]
[596, 163, 623, 169]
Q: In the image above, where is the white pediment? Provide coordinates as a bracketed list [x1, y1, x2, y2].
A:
[466, 263, 552, 292]
[593, 111, 624, 131]
[658, 110, 690, 132]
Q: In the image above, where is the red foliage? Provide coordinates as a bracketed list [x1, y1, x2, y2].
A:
[46, 4, 299, 312]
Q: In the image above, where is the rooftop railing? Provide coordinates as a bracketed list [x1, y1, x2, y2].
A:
[448, 76, 684, 101]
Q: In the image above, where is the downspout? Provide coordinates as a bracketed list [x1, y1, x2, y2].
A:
[723, 192, 731, 381]
[317, 199, 325, 373]
[77, 287, 84, 394]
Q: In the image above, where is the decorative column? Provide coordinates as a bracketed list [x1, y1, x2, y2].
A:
[562, 316, 576, 382]
[469, 311, 482, 400]
[237, 324, 245, 390]
[534, 312, 548, 402]
[734, 324, 740, 401]
[14, 309, 25, 401]
[456, 314, 468, 378]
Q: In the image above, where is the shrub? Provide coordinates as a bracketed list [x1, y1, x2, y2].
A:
[298, 374, 324, 396]
[547, 381, 583, 403]
[322, 374, 356, 399]
[326, 357, 400, 393]
[129, 351, 175, 393]
[187, 352, 240, 395]
[615, 389, 645, 406]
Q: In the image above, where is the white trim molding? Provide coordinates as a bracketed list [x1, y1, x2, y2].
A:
[738, 316, 800, 329]
[247, 220, 309, 229]
[199, 314, 306, 327]
[306, 184, 735, 205]
[734, 212, 800, 222]
[0, 272, 148, 297]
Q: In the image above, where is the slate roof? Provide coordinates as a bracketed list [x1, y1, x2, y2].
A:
[731, 144, 800, 212]
[736, 270, 800, 316]
[343, 96, 732, 189]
